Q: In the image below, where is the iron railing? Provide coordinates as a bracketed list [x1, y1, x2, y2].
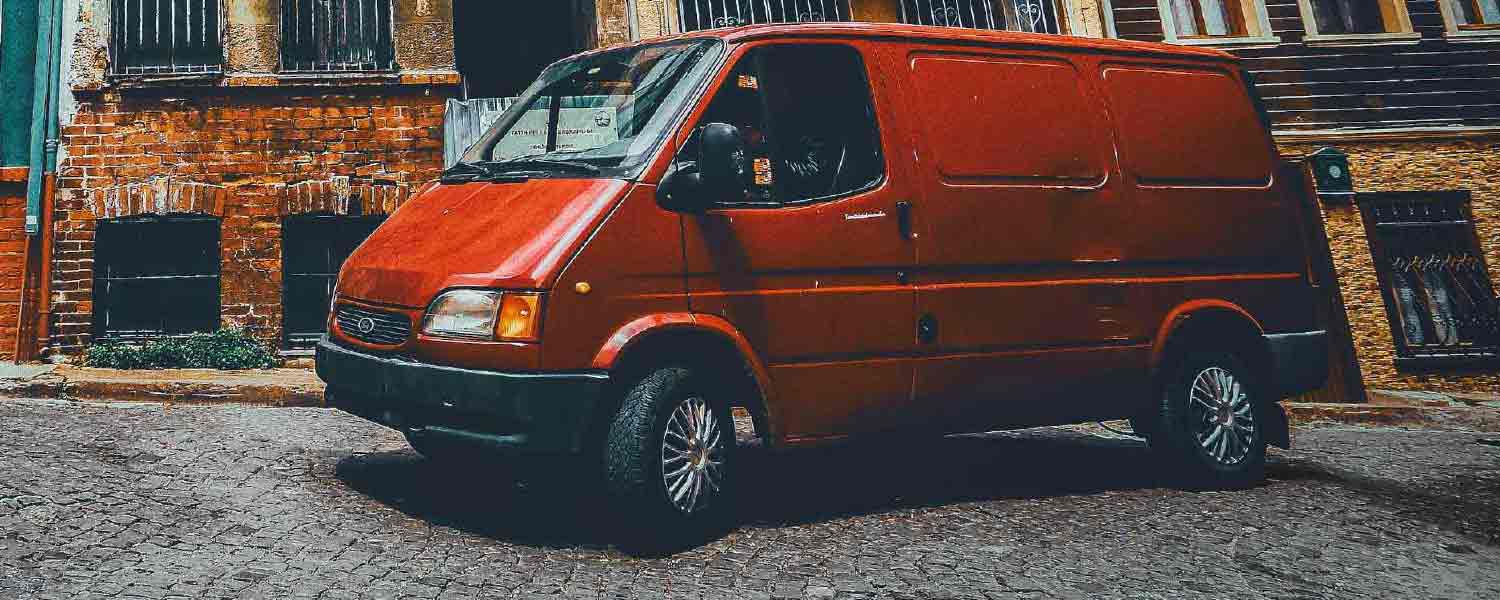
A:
[898, 0, 1064, 34]
[281, 0, 395, 72]
[1361, 192, 1500, 368]
[677, 0, 853, 31]
[111, 0, 223, 75]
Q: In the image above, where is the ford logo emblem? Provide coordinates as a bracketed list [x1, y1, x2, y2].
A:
[356, 317, 377, 334]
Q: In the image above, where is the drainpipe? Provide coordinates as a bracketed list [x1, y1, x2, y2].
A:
[16, 0, 64, 361]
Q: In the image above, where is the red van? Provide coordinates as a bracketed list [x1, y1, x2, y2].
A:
[318, 23, 1328, 542]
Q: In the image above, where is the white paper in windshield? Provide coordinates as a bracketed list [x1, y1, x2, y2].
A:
[492, 106, 620, 159]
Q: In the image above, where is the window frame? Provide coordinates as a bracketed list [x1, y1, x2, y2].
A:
[1295, 0, 1420, 46]
[1358, 191, 1500, 372]
[1154, 0, 1280, 46]
[92, 213, 223, 340]
[1436, 0, 1500, 40]
[687, 41, 889, 210]
[279, 0, 397, 73]
[109, 0, 225, 77]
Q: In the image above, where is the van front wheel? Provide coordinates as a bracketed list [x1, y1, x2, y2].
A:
[604, 367, 735, 551]
[1153, 351, 1267, 488]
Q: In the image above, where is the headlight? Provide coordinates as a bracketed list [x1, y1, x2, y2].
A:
[422, 290, 502, 339]
[421, 289, 544, 342]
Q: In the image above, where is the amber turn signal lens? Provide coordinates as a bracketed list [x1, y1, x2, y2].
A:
[495, 293, 543, 341]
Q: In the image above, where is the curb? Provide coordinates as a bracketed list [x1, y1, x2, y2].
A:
[0, 366, 325, 408]
[1285, 402, 1500, 432]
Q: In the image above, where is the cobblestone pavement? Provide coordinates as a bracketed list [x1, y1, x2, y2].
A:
[2, 398, 1498, 599]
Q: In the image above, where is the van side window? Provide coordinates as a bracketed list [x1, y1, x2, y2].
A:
[689, 44, 884, 206]
[908, 54, 1106, 185]
[1100, 65, 1274, 187]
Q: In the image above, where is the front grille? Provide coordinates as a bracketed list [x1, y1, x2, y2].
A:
[335, 304, 411, 346]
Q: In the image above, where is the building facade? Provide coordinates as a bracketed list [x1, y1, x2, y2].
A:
[5, 0, 1494, 397]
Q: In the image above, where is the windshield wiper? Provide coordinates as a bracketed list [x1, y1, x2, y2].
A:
[487, 158, 602, 175]
[440, 161, 529, 184]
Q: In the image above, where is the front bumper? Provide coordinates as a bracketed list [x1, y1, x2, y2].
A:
[1264, 330, 1330, 398]
[315, 337, 608, 455]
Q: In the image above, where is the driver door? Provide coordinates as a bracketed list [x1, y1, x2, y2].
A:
[679, 41, 919, 443]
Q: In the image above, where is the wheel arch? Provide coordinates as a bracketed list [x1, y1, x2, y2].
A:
[1150, 300, 1289, 448]
[592, 313, 780, 446]
[1150, 300, 1270, 381]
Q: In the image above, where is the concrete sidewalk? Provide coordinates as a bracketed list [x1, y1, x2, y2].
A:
[0, 362, 1495, 430]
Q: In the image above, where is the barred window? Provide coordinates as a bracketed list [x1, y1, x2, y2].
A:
[1360, 192, 1500, 370]
[281, 0, 395, 72]
[282, 213, 385, 347]
[93, 215, 221, 339]
[676, 0, 852, 32]
[897, 0, 1066, 34]
[111, 0, 223, 75]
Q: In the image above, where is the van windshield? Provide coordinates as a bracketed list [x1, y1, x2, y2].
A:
[452, 40, 723, 181]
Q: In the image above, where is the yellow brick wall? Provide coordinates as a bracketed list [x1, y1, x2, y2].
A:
[1279, 136, 1500, 394]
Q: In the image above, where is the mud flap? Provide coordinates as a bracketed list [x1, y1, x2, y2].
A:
[1260, 401, 1292, 449]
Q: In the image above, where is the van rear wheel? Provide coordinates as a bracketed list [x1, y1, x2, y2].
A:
[1152, 350, 1267, 488]
[604, 366, 735, 552]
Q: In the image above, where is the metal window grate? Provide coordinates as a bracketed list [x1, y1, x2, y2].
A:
[1361, 192, 1500, 369]
[93, 215, 222, 339]
[677, 0, 853, 32]
[898, 0, 1063, 34]
[111, 0, 223, 75]
[281, 0, 395, 73]
[283, 214, 386, 347]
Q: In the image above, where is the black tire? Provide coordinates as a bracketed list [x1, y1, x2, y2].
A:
[1150, 350, 1267, 489]
[604, 366, 735, 553]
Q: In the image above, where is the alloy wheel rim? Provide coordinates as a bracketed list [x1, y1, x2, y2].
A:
[661, 396, 724, 514]
[1189, 366, 1256, 466]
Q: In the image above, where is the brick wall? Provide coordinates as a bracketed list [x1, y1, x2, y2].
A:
[0, 182, 25, 360]
[1279, 136, 1500, 394]
[47, 85, 452, 356]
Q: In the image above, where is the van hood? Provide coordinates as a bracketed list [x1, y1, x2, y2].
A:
[338, 178, 631, 308]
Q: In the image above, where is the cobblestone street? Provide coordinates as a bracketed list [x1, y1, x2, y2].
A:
[1, 398, 1497, 599]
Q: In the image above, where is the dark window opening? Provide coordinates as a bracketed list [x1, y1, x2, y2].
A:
[280, 0, 395, 73]
[677, 0, 853, 31]
[93, 214, 221, 339]
[455, 0, 585, 99]
[1361, 192, 1500, 370]
[111, 0, 223, 75]
[686, 44, 884, 207]
[1310, 0, 1393, 35]
[282, 213, 385, 347]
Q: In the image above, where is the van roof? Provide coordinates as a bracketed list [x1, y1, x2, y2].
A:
[600, 22, 1236, 63]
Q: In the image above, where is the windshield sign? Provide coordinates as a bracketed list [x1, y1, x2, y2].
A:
[451, 39, 723, 181]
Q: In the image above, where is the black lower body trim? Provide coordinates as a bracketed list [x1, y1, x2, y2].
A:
[315, 337, 607, 455]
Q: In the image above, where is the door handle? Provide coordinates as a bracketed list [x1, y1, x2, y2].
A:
[896, 201, 913, 240]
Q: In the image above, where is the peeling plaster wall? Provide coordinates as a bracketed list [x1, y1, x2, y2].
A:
[65, 0, 456, 81]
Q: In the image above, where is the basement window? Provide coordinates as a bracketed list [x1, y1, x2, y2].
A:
[1360, 192, 1500, 371]
[93, 215, 221, 339]
[281, 0, 396, 72]
[282, 214, 385, 347]
[111, 0, 223, 75]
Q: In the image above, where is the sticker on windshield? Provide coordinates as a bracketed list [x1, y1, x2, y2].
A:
[493, 106, 621, 159]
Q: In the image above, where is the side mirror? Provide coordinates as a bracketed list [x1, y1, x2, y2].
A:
[698, 122, 748, 197]
[656, 122, 748, 214]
